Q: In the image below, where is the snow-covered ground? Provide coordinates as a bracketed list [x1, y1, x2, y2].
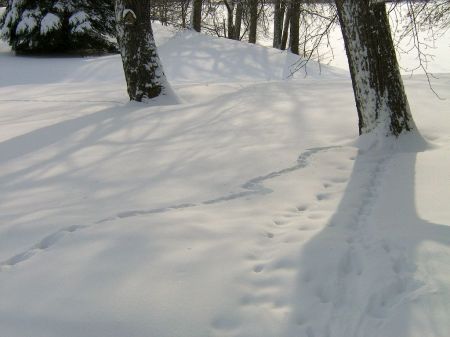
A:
[1, 12, 450, 337]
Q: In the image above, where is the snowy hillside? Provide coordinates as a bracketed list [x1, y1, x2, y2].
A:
[1, 17, 450, 337]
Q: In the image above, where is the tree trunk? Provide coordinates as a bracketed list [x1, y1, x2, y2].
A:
[192, 0, 202, 32]
[273, 0, 286, 49]
[336, 0, 415, 136]
[181, 7, 187, 28]
[289, 0, 300, 55]
[234, 2, 243, 40]
[224, 0, 235, 39]
[115, 0, 168, 101]
[280, 2, 291, 50]
[248, 0, 258, 44]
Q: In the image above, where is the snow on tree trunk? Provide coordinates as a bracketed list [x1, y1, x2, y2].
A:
[336, 0, 416, 137]
[115, 0, 168, 102]
[273, 0, 285, 49]
[234, 2, 243, 40]
[280, 3, 291, 51]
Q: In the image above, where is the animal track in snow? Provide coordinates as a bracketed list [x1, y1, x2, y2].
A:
[273, 219, 290, 226]
[315, 285, 332, 304]
[0, 225, 86, 271]
[235, 147, 348, 327]
[253, 264, 265, 273]
[316, 193, 332, 201]
[296, 205, 309, 212]
[1, 147, 340, 272]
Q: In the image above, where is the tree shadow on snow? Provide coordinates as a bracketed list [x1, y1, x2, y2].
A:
[0, 98, 209, 232]
[285, 135, 450, 337]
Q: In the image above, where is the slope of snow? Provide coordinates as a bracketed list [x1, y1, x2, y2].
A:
[0, 20, 449, 337]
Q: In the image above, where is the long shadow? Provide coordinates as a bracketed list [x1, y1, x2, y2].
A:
[285, 137, 450, 337]
[0, 106, 125, 163]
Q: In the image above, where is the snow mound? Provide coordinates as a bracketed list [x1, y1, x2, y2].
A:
[0, 22, 347, 87]
[158, 28, 348, 83]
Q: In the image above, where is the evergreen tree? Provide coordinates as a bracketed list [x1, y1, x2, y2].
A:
[0, 0, 116, 53]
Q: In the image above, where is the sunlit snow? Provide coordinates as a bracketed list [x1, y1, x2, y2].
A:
[1, 9, 450, 337]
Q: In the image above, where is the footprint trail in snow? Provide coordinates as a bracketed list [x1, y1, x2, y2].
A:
[0, 146, 340, 271]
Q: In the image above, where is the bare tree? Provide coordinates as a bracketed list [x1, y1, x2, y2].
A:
[192, 0, 203, 31]
[248, 0, 259, 43]
[289, 0, 300, 54]
[224, 0, 236, 38]
[280, 2, 292, 49]
[150, 0, 191, 28]
[235, 1, 244, 38]
[273, 0, 286, 48]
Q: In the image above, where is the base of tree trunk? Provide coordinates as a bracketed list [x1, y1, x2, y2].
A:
[336, 0, 416, 137]
[116, 0, 169, 102]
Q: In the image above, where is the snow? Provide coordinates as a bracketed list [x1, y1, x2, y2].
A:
[15, 9, 39, 35]
[1, 17, 450, 337]
[69, 11, 92, 34]
[122, 8, 136, 20]
[40, 12, 61, 35]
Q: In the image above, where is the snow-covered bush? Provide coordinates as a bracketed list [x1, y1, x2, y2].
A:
[0, 0, 116, 53]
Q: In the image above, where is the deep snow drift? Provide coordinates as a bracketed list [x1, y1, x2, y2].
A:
[1, 18, 450, 337]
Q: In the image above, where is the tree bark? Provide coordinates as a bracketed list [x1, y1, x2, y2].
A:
[289, 0, 300, 55]
[280, 2, 291, 50]
[248, 0, 258, 44]
[115, 0, 168, 101]
[273, 0, 286, 49]
[192, 0, 202, 32]
[336, 0, 415, 136]
[224, 0, 235, 39]
[234, 2, 243, 40]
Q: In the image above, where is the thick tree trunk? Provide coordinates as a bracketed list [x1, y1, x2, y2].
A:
[273, 0, 286, 49]
[280, 2, 291, 50]
[336, 0, 415, 136]
[192, 0, 202, 32]
[234, 2, 243, 40]
[289, 0, 300, 55]
[115, 0, 167, 101]
[248, 0, 258, 44]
